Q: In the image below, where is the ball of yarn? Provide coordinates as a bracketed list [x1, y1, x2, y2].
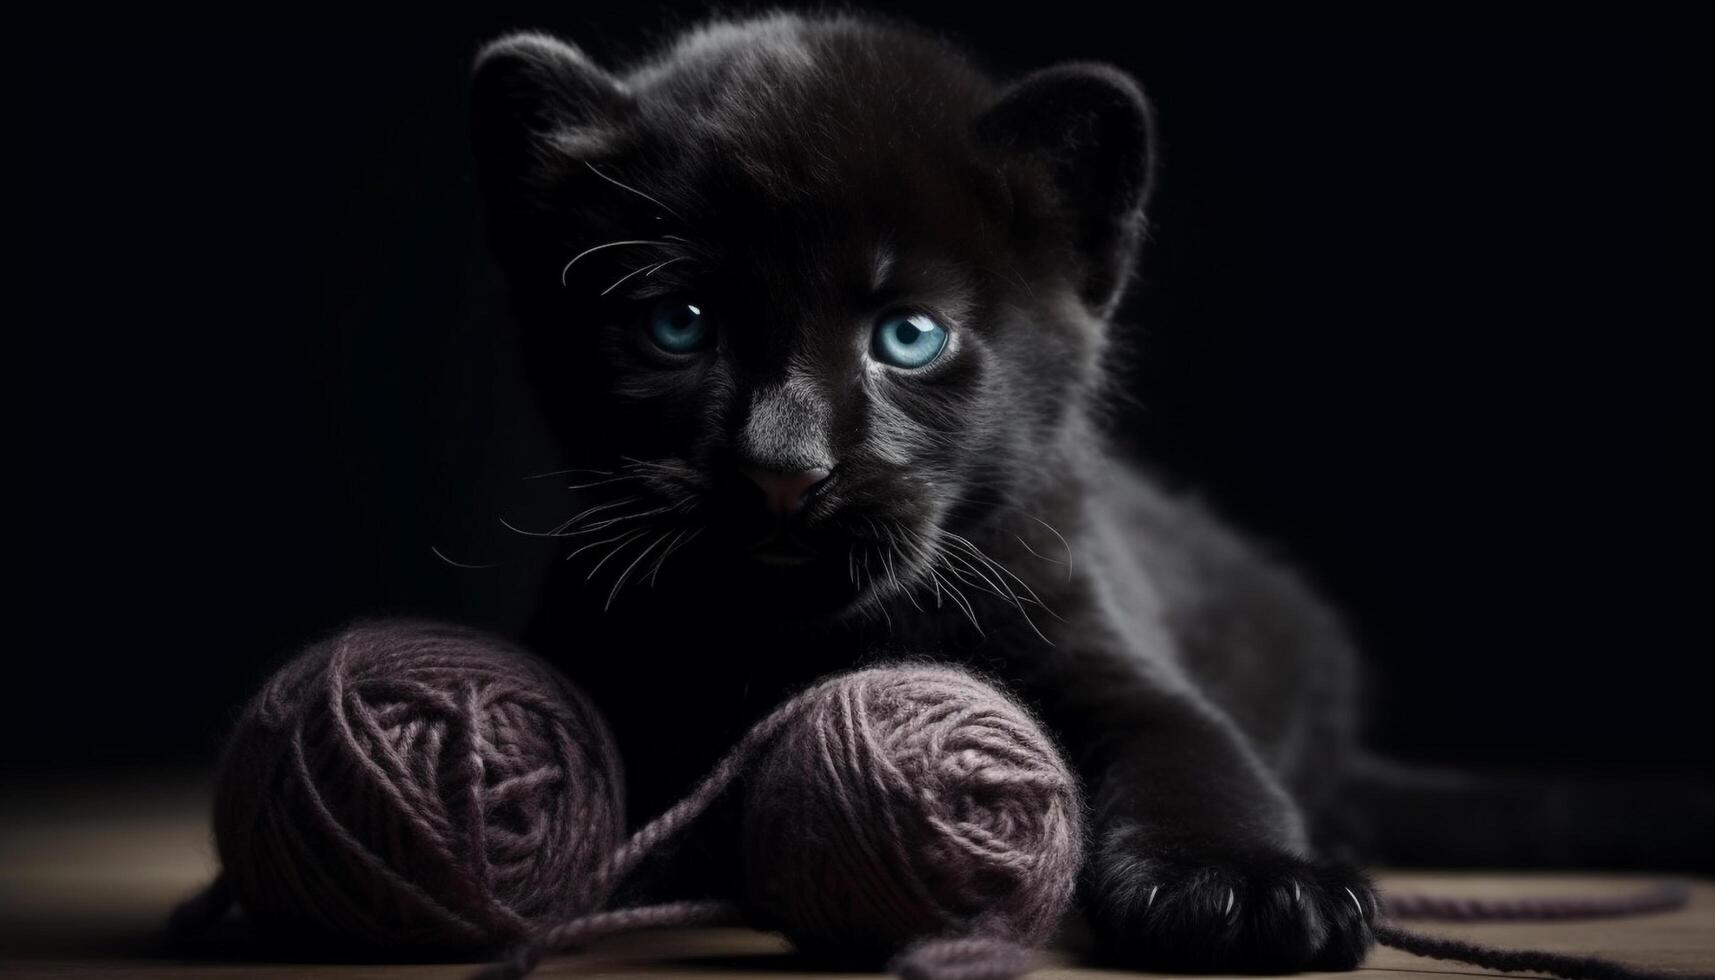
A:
[210, 620, 624, 953]
[740, 666, 1083, 959]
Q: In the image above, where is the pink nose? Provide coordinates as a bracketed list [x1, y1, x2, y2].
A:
[741, 466, 830, 515]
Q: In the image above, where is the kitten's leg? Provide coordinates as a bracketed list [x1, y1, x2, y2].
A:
[1026, 657, 1376, 972]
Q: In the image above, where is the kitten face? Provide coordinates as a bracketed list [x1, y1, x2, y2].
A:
[472, 16, 1152, 618]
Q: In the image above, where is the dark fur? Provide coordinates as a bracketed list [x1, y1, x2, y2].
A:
[468, 13, 1377, 970]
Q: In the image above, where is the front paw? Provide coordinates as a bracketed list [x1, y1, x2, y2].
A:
[1088, 843, 1376, 972]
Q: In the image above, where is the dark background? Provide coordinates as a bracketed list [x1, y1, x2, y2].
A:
[18, 6, 1705, 773]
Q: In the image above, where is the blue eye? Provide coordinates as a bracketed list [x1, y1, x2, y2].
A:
[646, 300, 712, 354]
[872, 312, 949, 369]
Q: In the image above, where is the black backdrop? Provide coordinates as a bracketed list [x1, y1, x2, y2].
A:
[18, 5, 1705, 772]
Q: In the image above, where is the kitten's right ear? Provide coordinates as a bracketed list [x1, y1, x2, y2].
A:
[469, 33, 629, 209]
[977, 64, 1156, 319]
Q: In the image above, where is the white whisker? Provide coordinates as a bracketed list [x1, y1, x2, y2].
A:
[945, 541, 1053, 644]
[524, 466, 614, 481]
[602, 259, 663, 297]
[560, 240, 673, 287]
[430, 546, 499, 570]
[945, 532, 1054, 611]
[563, 475, 642, 491]
[648, 525, 701, 587]
[585, 528, 651, 582]
[586, 162, 686, 222]
[558, 495, 644, 529]
[928, 560, 982, 635]
[1013, 532, 1067, 566]
[606, 528, 674, 612]
[499, 515, 559, 539]
[567, 505, 672, 536]
[1030, 516, 1075, 577]
[564, 528, 639, 561]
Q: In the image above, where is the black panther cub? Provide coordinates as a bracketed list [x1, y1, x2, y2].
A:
[471, 13, 1374, 971]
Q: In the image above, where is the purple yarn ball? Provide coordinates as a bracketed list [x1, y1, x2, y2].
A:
[740, 666, 1084, 959]
[211, 621, 624, 953]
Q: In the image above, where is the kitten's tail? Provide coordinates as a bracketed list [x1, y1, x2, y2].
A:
[1326, 754, 1715, 872]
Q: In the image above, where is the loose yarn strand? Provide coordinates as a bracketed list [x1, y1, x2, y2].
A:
[1383, 881, 1692, 922]
[479, 691, 820, 978]
[890, 936, 1042, 980]
[1374, 882, 1708, 980]
[479, 667, 1082, 980]
[584, 687, 813, 903]
[1375, 924, 1711, 980]
[473, 900, 739, 980]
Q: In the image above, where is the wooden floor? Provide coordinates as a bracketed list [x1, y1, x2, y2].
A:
[3, 770, 1710, 979]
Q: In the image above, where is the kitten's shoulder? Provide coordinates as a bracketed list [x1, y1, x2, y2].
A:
[1092, 457, 1347, 644]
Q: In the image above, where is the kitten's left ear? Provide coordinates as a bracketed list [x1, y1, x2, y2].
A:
[977, 64, 1157, 317]
[469, 33, 630, 219]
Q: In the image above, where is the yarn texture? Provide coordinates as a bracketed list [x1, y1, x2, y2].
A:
[742, 666, 1083, 956]
[184, 624, 1698, 980]
[208, 620, 625, 952]
[480, 664, 1083, 980]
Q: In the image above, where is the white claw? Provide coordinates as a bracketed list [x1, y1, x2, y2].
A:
[1146, 885, 1159, 910]
[1293, 881, 1302, 904]
[1225, 889, 1236, 917]
[1345, 886, 1364, 917]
